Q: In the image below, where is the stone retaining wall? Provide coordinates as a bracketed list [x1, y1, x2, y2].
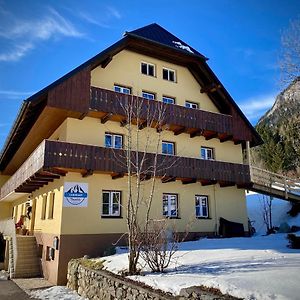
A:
[67, 259, 239, 300]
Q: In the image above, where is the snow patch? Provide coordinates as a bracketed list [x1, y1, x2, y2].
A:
[30, 286, 87, 300]
[172, 41, 194, 53]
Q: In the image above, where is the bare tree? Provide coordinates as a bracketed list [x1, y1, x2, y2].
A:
[260, 195, 274, 235]
[114, 94, 178, 275]
[279, 16, 300, 86]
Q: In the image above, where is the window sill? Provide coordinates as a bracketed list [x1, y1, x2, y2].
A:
[165, 216, 181, 219]
[101, 215, 123, 219]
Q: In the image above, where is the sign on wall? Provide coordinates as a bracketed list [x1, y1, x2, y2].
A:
[63, 182, 88, 207]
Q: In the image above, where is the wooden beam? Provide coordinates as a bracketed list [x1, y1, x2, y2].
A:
[200, 83, 221, 94]
[101, 56, 113, 68]
[174, 127, 186, 136]
[138, 120, 147, 130]
[161, 176, 176, 183]
[200, 179, 217, 186]
[120, 118, 127, 127]
[219, 181, 235, 188]
[220, 135, 233, 143]
[204, 132, 218, 140]
[79, 112, 88, 120]
[111, 173, 124, 180]
[82, 169, 93, 178]
[34, 173, 60, 180]
[181, 178, 197, 185]
[190, 130, 202, 138]
[101, 113, 113, 124]
[140, 174, 151, 181]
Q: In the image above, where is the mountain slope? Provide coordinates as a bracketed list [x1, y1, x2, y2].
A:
[255, 77, 300, 174]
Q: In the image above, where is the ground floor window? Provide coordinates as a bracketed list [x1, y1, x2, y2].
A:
[102, 191, 121, 217]
[163, 194, 178, 217]
[195, 195, 209, 218]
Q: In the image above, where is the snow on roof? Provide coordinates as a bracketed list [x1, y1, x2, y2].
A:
[172, 41, 194, 53]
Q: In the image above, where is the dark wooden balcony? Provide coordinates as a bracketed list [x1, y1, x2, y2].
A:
[89, 87, 236, 142]
[0, 140, 251, 200]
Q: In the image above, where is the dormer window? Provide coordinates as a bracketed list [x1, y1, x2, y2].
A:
[141, 62, 155, 77]
[163, 68, 176, 82]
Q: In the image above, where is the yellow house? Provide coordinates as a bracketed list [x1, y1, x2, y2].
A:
[0, 24, 262, 285]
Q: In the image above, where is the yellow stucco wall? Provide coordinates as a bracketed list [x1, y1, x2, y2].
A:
[0, 202, 12, 220]
[91, 49, 219, 113]
[60, 172, 248, 235]
[61, 117, 243, 164]
[32, 178, 64, 235]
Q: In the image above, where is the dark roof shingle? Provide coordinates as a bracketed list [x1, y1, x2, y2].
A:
[125, 23, 207, 60]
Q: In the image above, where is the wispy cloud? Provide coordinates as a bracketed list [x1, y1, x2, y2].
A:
[77, 11, 110, 28]
[0, 90, 35, 99]
[106, 6, 121, 19]
[72, 6, 121, 29]
[0, 6, 84, 62]
[239, 93, 276, 121]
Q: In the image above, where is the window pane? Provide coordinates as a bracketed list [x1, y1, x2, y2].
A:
[114, 86, 121, 93]
[149, 65, 154, 76]
[102, 203, 109, 215]
[168, 143, 174, 155]
[169, 71, 175, 82]
[207, 149, 213, 160]
[103, 192, 110, 204]
[163, 69, 168, 80]
[202, 206, 208, 217]
[112, 192, 120, 204]
[105, 135, 112, 148]
[163, 196, 168, 216]
[195, 206, 201, 217]
[141, 63, 147, 74]
[112, 204, 120, 215]
[201, 148, 206, 159]
[162, 143, 168, 154]
[114, 136, 122, 149]
[123, 88, 130, 94]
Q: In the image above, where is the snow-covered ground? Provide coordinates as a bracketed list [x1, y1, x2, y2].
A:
[101, 195, 300, 300]
[30, 286, 87, 300]
[31, 194, 300, 300]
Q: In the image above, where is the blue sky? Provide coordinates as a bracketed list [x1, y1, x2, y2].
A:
[0, 0, 299, 150]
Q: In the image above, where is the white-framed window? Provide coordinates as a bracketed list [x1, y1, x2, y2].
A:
[142, 91, 155, 100]
[162, 141, 175, 155]
[185, 101, 199, 109]
[102, 191, 121, 217]
[195, 195, 209, 218]
[141, 62, 155, 76]
[114, 85, 131, 95]
[162, 96, 175, 104]
[105, 133, 123, 149]
[200, 147, 214, 160]
[163, 194, 178, 217]
[163, 68, 176, 82]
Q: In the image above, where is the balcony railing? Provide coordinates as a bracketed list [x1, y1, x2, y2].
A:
[90, 87, 233, 137]
[0, 140, 251, 200]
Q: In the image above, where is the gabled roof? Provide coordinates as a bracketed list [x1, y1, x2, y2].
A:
[0, 23, 262, 172]
[125, 23, 207, 60]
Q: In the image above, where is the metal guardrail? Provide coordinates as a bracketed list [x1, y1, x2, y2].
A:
[250, 166, 300, 199]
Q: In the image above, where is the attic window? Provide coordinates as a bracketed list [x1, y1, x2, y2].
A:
[163, 68, 176, 82]
[141, 62, 155, 77]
